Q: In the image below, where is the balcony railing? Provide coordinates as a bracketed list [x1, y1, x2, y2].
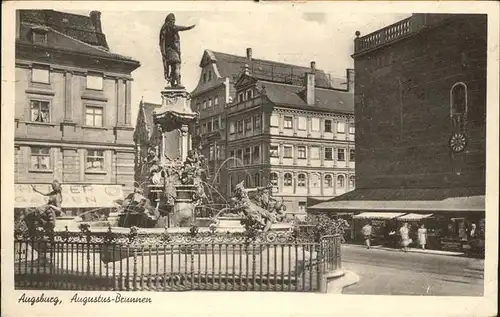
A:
[354, 17, 414, 54]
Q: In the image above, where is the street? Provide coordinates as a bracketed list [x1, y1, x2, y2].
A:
[341, 245, 484, 296]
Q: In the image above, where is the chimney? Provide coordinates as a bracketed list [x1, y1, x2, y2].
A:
[304, 61, 316, 106]
[346, 68, 355, 92]
[89, 11, 103, 34]
[246, 48, 252, 60]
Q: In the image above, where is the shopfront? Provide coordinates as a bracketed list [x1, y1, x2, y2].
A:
[14, 183, 125, 222]
[352, 212, 406, 245]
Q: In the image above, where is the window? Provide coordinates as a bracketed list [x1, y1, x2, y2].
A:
[30, 100, 50, 122]
[214, 97, 219, 106]
[245, 174, 252, 187]
[310, 147, 320, 160]
[213, 118, 219, 131]
[32, 31, 47, 45]
[283, 146, 293, 158]
[208, 98, 213, 108]
[297, 146, 306, 159]
[229, 150, 235, 161]
[298, 202, 306, 213]
[86, 74, 103, 90]
[245, 118, 252, 131]
[324, 147, 333, 161]
[297, 117, 306, 130]
[246, 89, 253, 100]
[337, 175, 345, 188]
[337, 122, 346, 134]
[337, 148, 345, 161]
[196, 102, 201, 112]
[202, 100, 207, 109]
[270, 172, 279, 186]
[349, 124, 355, 134]
[237, 149, 243, 162]
[350, 149, 355, 161]
[216, 145, 222, 160]
[237, 120, 243, 133]
[324, 119, 332, 133]
[229, 121, 236, 134]
[450, 82, 467, 129]
[202, 123, 207, 133]
[209, 146, 215, 160]
[86, 150, 105, 172]
[297, 174, 306, 187]
[244, 147, 251, 165]
[254, 173, 260, 187]
[238, 92, 245, 103]
[208, 70, 212, 81]
[284, 116, 293, 129]
[311, 118, 320, 131]
[284, 173, 293, 187]
[270, 115, 279, 127]
[349, 176, 355, 189]
[253, 146, 260, 163]
[310, 174, 320, 188]
[30, 147, 50, 170]
[85, 106, 103, 127]
[254, 115, 261, 129]
[207, 121, 213, 133]
[270, 145, 279, 157]
[31, 66, 49, 84]
[324, 175, 333, 187]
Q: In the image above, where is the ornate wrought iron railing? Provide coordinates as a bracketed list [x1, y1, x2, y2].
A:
[14, 229, 341, 293]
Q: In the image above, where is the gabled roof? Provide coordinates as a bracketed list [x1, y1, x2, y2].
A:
[18, 22, 138, 64]
[256, 79, 354, 114]
[134, 101, 161, 143]
[19, 9, 109, 49]
[202, 50, 334, 88]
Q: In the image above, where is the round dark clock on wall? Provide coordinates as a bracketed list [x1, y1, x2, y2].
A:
[449, 132, 467, 153]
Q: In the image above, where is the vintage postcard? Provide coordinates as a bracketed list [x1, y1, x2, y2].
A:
[1, 1, 498, 317]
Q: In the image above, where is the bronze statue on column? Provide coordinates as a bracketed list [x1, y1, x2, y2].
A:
[159, 13, 195, 88]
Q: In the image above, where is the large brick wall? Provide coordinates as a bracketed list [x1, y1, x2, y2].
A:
[354, 14, 487, 190]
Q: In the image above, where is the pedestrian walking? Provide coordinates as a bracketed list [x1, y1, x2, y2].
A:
[417, 224, 427, 250]
[399, 223, 411, 252]
[361, 222, 373, 249]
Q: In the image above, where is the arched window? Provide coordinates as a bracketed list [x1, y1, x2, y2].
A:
[324, 174, 333, 188]
[270, 172, 278, 186]
[337, 175, 345, 188]
[450, 82, 467, 130]
[310, 173, 320, 188]
[297, 173, 306, 187]
[254, 173, 260, 187]
[284, 173, 293, 187]
[349, 175, 355, 189]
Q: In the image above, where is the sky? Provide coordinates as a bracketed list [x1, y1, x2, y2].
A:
[74, 10, 410, 124]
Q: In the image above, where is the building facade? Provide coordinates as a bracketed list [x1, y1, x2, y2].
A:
[14, 10, 140, 217]
[310, 14, 487, 249]
[190, 48, 355, 217]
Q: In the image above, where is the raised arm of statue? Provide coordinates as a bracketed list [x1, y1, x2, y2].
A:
[175, 24, 196, 32]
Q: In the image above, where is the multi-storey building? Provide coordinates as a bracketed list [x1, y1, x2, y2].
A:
[310, 14, 486, 248]
[190, 49, 355, 212]
[14, 10, 140, 217]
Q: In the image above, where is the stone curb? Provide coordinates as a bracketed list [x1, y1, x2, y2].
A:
[343, 244, 465, 257]
[326, 270, 360, 294]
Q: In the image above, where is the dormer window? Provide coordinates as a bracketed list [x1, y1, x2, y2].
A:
[238, 92, 245, 103]
[86, 73, 103, 90]
[30, 26, 48, 45]
[246, 89, 253, 100]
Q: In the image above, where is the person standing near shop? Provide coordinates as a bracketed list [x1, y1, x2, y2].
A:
[418, 224, 428, 250]
[361, 222, 373, 249]
[399, 222, 411, 252]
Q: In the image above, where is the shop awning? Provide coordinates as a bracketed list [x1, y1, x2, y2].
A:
[397, 213, 434, 221]
[352, 212, 406, 220]
[15, 184, 124, 209]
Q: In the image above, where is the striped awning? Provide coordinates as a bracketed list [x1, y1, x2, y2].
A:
[352, 212, 406, 220]
[397, 213, 434, 221]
